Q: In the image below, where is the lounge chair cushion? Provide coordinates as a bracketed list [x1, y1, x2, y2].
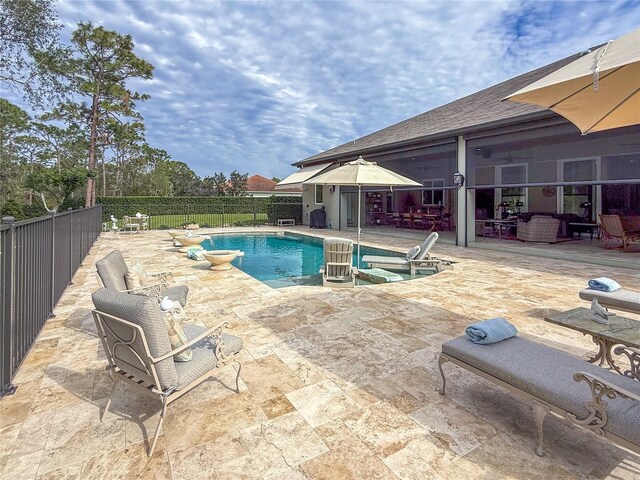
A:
[406, 245, 421, 260]
[362, 255, 409, 266]
[162, 285, 189, 307]
[579, 288, 640, 313]
[415, 232, 439, 260]
[96, 250, 129, 291]
[175, 324, 243, 389]
[125, 263, 149, 294]
[92, 288, 179, 390]
[442, 335, 640, 446]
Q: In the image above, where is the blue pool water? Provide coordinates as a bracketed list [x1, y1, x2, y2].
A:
[201, 233, 423, 288]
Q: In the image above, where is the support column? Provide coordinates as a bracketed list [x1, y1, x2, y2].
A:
[455, 135, 476, 247]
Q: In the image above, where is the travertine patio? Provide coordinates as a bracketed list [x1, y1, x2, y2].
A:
[2, 228, 640, 479]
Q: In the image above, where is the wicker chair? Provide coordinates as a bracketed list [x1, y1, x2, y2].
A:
[516, 215, 560, 243]
[92, 288, 243, 456]
[600, 214, 640, 251]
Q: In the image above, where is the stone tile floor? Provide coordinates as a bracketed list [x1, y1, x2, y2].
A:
[1, 227, 640, 479]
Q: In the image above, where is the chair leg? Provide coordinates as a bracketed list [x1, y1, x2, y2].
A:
[101, 377, 118, 422]
[235, 360, 242, 393]
[438, 355, 448, 395]
[148, 397, 168, 457]
[531, 400, 550, 456]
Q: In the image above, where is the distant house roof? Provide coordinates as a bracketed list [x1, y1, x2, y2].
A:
[247, 174, 302, 193]
[295, 50, 588, 166]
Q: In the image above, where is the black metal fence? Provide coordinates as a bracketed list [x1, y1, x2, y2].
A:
[101, 201, 303, 230]
[0, 206, 103, 397]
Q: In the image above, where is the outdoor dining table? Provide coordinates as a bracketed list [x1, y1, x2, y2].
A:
[544, 307, 640, 377]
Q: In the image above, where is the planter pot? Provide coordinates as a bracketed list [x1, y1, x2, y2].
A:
[202, 250, 241, 271]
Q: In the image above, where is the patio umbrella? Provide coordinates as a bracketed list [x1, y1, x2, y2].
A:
[306, 156, 420, 267]
[504, 28, 640, 134]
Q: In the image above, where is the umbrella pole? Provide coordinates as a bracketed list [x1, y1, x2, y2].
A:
[357, 184, 361, 269]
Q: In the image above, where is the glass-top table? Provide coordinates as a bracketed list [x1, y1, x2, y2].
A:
[545, 307, 640, 376]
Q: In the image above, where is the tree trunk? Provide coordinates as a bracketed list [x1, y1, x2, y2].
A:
[85, 91, 100, 207]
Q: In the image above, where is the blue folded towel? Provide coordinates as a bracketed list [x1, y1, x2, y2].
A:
[588, 277, 621, 292]
[465, 318, 518, 345]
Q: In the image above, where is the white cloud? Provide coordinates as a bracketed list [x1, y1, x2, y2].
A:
[8, 0, 640, 179]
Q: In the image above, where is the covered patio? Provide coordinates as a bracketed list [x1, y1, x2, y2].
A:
[1, 228, 639, 479]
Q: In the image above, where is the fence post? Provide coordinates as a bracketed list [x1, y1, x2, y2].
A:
[1, 216, 17, 395]
[68, 208, 74, 286]
[222, 204, 225, 228]
[49, 213, 56, 318]
[253, 198, 257, 227]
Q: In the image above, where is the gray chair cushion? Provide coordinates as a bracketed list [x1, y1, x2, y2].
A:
[175, 325, 243, 389]
[92, 288, 178, 390]
[96, 250, 129, 291]
[162, 285, 189, 307]
[442, 335, 640, 446]
[579, 288, 640, 313]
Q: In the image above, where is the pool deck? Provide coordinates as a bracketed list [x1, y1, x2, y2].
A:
[2, 227, 640, 479]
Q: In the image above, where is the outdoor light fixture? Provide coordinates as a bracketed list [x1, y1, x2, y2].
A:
[453, 171, 465, 189]
[329, 185, 336, 194]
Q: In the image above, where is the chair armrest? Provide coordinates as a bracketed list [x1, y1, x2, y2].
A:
[149, 271, 172, 283]
[152, 321, 230, 363]
[119, 283, 165, 296]
[408, 257, 439, 264]
[567, 371, 640, 435]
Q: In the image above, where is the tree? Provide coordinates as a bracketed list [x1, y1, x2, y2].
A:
[25, 166, 90, 213]
[164, 161, 199, 196]
[271, 176, 281, 183]
[0, 99, 32, 208]
[0, 0, 69, 106]
[204, 172, 228, 196]
[227, 170, 248, 197]
[64, 23, 153, 207]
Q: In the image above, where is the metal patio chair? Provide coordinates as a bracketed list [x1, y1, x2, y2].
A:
[95, 250, 189, 306]
[92, 288, 243, 456]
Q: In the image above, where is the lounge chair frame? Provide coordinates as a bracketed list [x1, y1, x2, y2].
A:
[438, 347, 640, 457]
[93, 309, 241, 457]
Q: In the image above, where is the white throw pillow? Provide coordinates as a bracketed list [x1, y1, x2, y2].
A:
[406, 245, 421, 261]
[124, 263, 149, 294]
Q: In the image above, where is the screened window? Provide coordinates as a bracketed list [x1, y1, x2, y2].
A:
[422, 179, 445, 205]
[315, 185, 323, 204]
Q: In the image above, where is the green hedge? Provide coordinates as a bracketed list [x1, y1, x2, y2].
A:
[97, 196, 302, 227]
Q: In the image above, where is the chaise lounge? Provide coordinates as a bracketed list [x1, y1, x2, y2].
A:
[579, 286, 640, 315]
[362, 232, 444, 275]
[438, 334, 640, 456]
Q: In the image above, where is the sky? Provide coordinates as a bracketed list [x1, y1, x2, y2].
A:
[12, 1, 640, 179]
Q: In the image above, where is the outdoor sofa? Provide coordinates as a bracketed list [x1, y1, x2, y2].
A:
[438, 334, 640, 456]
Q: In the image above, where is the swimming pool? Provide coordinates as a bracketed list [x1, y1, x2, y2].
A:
[201, 232, 428, 288]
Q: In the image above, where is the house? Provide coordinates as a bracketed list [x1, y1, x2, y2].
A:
[246, 175, 302, 197]
[277, 36, 640, 249]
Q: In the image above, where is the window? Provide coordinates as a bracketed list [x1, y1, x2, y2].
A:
[496, 164, 527, 217]
[315, 185, 323, 204]
[422, 179, 444, 205]
[559, 159, 595, 219]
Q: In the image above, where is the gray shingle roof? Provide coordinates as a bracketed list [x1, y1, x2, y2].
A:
[295, 52, 583, 166]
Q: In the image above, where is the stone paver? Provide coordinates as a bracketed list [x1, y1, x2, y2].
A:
[1, 227, 639, 479]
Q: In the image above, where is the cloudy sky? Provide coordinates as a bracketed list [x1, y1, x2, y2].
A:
[18, 1, 640, 178]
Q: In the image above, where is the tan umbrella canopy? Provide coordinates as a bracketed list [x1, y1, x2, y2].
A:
[307, 156, 420, 267]
[504, 28, 640, 134]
